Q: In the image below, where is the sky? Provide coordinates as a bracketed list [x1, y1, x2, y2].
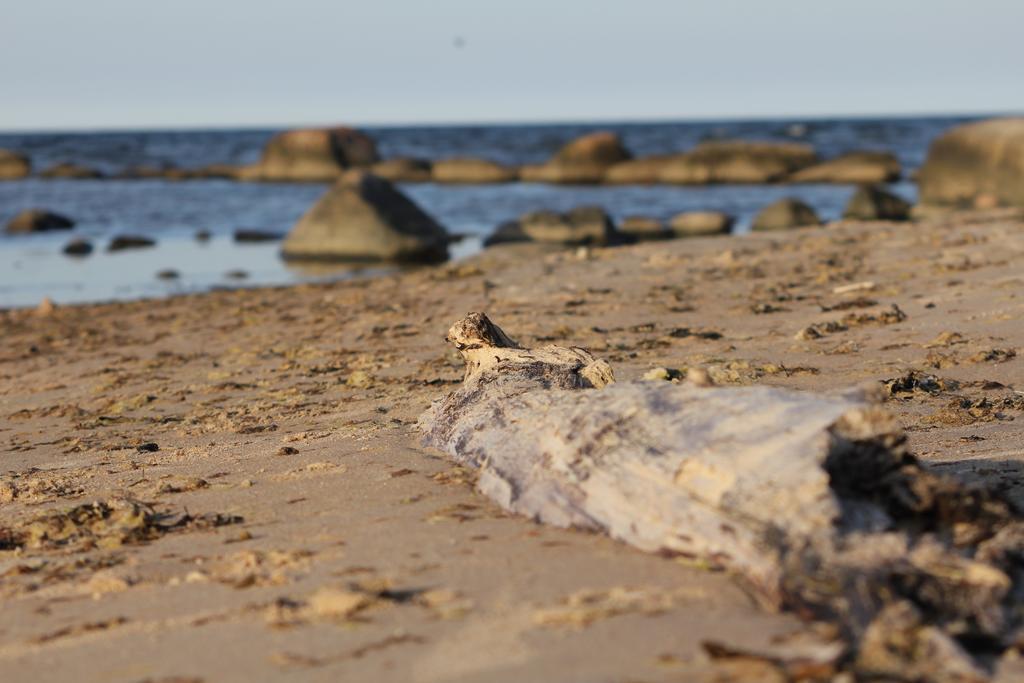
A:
[3, 0, 1024, 131]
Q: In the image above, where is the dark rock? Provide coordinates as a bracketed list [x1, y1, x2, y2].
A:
[6, 209, 75, 234]
[843, 186, 911, 221]
[233, 229, 284, 243]
[62, 239, 93, 256]
[751, 198, 821, 231]
[156, 269, 180, 280]
[194, 229, 212, 242]
[483, 221, 530, 247]
[619, 216, 670, 240]
[280, 171, 449, 262]
[108, 235, 157, 251]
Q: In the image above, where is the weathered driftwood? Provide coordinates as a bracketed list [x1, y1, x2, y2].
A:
[420, 313, 1024, 681]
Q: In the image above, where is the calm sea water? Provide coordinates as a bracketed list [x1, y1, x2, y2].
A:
[0, 116, 975, 308]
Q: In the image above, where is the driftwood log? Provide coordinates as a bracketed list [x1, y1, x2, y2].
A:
[420, 313, 1024, 681]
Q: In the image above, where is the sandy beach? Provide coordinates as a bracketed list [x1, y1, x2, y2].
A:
[2, 207, 1023, 682]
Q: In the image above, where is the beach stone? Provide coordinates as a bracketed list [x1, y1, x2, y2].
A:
[431, 157, 517, 184]
[247, 127, 379, 182]
[659, 140, 818, 184]
[843, 186, 911, 221]
[40, 162, 105, 179]
[5, 209, 75, 234]
[518, 206, 619, 245]
[788, 151, 901, 184]
[370, 157, 432, 182]
[522, 131, 633, 185]
[918, 118, 1024, 207]
[668, 211, 734, 237]
[0, 149, 30, 180]
[751, 198, 821, 231]
[603, 155, 677, 184]
[619, 216, 670, 240]
[62, 239, 94, 256]
[281, 171, 449, 262]
[108, 235, 156, 251]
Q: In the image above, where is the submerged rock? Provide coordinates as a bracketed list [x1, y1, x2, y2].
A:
[281, 171, 449, 262]
[108, 235, 157, 251]
[659, 140, 818, 184]
[751, 198, 821, 231]
[233, 229, 284, 243]
[243, 127, 379, 182]
[668, 211, 734, 237]
[40, 162, 105, 179]
[0, 149, 30, 180]
[431, 157, 517, 184]
[918, 118, 1024, 207]
[843, 186, 911, 221]
[5, 209, 75, 234]
[788, 151, 901, 184]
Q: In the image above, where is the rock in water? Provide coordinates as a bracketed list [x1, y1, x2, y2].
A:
[108, 235, 156, 251]
[370, 157, 433, 182]
[668, 211, 734, 237]
[918, 118, 1024, 207]
[659, 140, 818, 184]
[619, 216, 670, 241]
[788, 151, 902, 184]
[431, 157, 517, 184]
[518, 206, 619, 245]
[40, 162, 105, 179]
[243, 127, 379, 182]
[420, 313, 1024, 678]
[0, 149, 30, 180]
[5, 209, 75, 234]
[843, 185, 911, 221]
[521, 132, 632, 184]
[281, 171, 449, 262]
[62, 238, 94, 256]
[751, 198, 821, 231]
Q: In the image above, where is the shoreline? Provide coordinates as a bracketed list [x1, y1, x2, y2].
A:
[2, 210, 1024, 681]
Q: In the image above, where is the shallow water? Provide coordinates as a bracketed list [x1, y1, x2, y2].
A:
[0, 116, 975, 308]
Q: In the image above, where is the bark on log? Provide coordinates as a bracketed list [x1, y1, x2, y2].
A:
[420, 313, 1024, 681]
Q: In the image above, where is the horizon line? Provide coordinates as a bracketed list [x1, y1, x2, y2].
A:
[0, 107, 1019, 136]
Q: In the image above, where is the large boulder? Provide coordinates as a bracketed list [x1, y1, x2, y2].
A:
[751, 198, 821, 231]
[431, 157, 517, 184]
[518, 206, 619, 245]
[281, 171, 448, 262]
[842, 185, 911, 221]
[668, 211, 734, 237]
[370, 157, 432, 183]
[918, 118, 1024, 207]
[5, 209, 75, 234]
[40, 162, 105, 179]
[788, 151, 901, 184]
[522, 132, 632, 185]
[659, 140, 818, 184]
[247, 127, 379, 182]
[0, 150, 30, 180]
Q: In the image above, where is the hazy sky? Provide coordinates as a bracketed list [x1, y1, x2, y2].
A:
[4, 0, 1023, 130]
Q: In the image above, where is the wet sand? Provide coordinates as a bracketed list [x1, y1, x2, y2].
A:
[2, 208, 1023, 682]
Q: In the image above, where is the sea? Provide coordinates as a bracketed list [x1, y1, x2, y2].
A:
[0, 116, 978, 308]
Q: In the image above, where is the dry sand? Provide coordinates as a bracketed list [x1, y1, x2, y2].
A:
[2, 208, 1023, 682]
